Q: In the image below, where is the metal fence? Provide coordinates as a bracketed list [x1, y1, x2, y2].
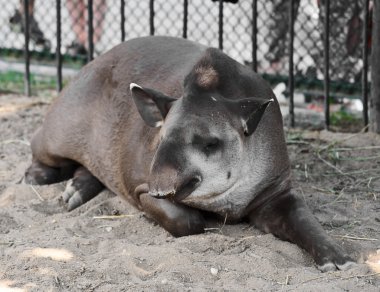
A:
[0, 0, 374, 130]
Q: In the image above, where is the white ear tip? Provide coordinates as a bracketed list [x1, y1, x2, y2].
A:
[130, 83, 142, 91]
[269, 98, 274, 102]
[154, 121, 163, 128]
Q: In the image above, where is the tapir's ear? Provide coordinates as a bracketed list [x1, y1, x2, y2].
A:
[228, 97, 274, 136]
[130, 83, 177, 127]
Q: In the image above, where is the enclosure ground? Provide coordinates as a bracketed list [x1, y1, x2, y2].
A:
[0, 94, 379, 291]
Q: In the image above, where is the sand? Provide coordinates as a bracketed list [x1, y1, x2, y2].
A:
[0, 94, 379, 291]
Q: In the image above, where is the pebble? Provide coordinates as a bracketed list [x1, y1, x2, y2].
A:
[210, 267, 218, 276]
[161, 278, 168, 284]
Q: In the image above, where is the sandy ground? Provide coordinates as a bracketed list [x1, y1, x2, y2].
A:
[0, 94, 380, 292]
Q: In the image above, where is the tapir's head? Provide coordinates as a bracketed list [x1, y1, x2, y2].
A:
[130, 63, 273, 204]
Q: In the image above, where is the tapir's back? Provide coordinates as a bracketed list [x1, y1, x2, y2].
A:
[80, 36, 207, 99]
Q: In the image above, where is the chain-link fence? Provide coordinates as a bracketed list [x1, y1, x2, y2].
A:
[0, 0, 369, 83]
[0, 0, 372, 127]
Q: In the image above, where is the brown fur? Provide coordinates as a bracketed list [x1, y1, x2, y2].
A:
[194, 66, 219, 90]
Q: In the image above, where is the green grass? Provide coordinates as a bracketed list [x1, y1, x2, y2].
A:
[0, 70, 58, 94]
[0, 48, 85, 95]
[330, 110, 361, 127]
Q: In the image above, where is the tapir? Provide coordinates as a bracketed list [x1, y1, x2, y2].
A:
[24, 36, 354, 272]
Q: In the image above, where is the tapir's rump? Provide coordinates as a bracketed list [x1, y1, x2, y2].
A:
[24, 36, 355, 271]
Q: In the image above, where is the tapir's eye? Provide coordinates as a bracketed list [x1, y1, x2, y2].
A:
[203, 138, 220, 154]
[193, 135, 221, 155]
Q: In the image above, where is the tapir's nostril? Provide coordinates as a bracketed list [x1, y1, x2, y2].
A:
[175, 175, 201, 201]
[185, 176, 201, 189]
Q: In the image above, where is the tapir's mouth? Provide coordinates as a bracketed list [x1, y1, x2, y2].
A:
[149, 176, 202, 201]
[175, 176, 201, 201]
[149, 189, 176, 199]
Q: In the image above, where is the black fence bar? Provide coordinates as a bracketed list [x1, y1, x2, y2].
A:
[251, 0, 257, 72]
[288, 0, 295, 127]
[323, 0, 330, 129]
[121, 0, 125, 42]
[150, 0, 155, 35]
[218, 0, 224, 50]
[56, 0, 62, 92]
[371, 0, 380, 132]
[362, 0, 370, 128]
[23, 0, 31, 96]
[87, 0, 94, 62]
[183, 0, 188, 39]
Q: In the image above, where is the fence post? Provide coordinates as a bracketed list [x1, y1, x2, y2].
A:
[56, 0, 62, 92]
[218, 0, 224, 50]
[371, 0, 380, 133]
[288, 0, 295, 127]
[183, 0, 188, 38]
[362, 0, 370, 129]
[251, 0, 257, 72]
[323, 0, 330, 129]
[87, 0, 94, 62]
[23, 0, 31, 96]
[121, 0, 125, 42]
[150, 0, 155, 35]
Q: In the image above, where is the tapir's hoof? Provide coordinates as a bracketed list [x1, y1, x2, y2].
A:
[61, 179, 83, 211]
[317, 257, 356, 272]
[318, 260, 356, 272]
[61, 172, 104, 211]
[24, 163, 60, 185]
[316, 246, 356, 272]
[24, 160, 77, 185]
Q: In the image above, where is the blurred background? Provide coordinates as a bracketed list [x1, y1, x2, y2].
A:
[0, 0, 374, 130]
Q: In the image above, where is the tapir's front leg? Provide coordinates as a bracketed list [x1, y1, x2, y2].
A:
[135, 184, 205, 237]
[249, 192, 355, 272]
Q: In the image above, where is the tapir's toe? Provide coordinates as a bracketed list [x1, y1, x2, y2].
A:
[67, 192, 86, 211]
[61, 180, 85, 211]
[316, 251, 356, 272]
[62, 179, 76, 203]
[336, 260, 357, 271]
[318, 260, 356, 272]
[60, 168, 104, 211]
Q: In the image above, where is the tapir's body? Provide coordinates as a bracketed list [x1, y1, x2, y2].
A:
[25, 36, 354, 272]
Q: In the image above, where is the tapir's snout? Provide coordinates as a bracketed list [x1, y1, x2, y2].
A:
[148, 136, 202, 201]
[149, 168, 202, 201]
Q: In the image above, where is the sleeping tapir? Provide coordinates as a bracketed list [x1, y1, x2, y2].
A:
[24, 36, 354, 272]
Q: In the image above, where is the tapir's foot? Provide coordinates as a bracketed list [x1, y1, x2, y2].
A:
[138, 189, 205, 237]
[249, 192, 356, 272]
[24, 160, 77, 185]
[61, 167, 104, 211]
[316, 246, 356, 272]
